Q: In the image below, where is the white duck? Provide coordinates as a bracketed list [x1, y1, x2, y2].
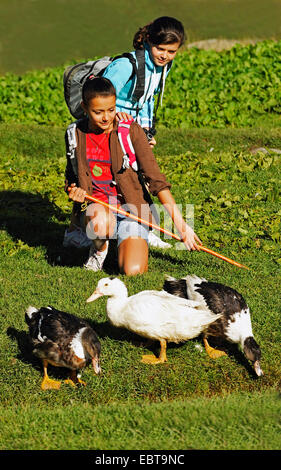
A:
[86, 277, 221, 364]
[163, 274, 263, 376]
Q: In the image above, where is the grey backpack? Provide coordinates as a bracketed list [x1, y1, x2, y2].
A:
[63, 51, 146, 119]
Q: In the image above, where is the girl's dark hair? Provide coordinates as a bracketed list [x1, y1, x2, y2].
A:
[133, 16, 186, 50]
[82, 77, 116, 106]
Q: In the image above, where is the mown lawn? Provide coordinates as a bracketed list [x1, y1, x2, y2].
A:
[0, 123, 280, 450]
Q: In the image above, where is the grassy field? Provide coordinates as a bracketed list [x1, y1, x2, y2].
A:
[0, 123, 280, 450]
[1, 3, 281, 450]
[1, 391, 280, 450]
[1, 0, 281, 74]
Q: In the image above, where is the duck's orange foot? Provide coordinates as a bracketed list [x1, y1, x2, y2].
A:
[141, 354, 167, 365]
[41, 376, 61, 390]
[64, 379, 77, 388]
[78, 378, 87, 386]
[65, 372, 86, 387]
[207, 348, 227, 359]
[204, 338, 227, 359]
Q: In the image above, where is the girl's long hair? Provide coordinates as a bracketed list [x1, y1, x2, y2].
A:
[133, 16, 186, 50]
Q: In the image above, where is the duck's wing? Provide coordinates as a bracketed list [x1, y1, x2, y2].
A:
[187, 280, 248, 317]
[126, 290, 220, 324]
[184, 275, 208, 303]
[32, 338, 61, 362]
[158, 290, 202, 307]
[163, 274, 208, 303]
[35, 307, 88, 344]
[122, 290, 220, 342]
[163, 277, 190, 299]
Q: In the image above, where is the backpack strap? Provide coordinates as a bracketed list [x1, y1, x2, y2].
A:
[66, 119, 139, 178]
[150, 62, 173, 133]
[133, 49, 145, 103]
[117, 119, 138, 171]
[66, 121, 78, 177]
[113, 50, 145, 105]
[117, 119, 159, 224]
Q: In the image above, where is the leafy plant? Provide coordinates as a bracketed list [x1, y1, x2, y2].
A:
[0, 40, 281, 128]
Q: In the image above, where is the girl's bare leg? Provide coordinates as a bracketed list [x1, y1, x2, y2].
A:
[85, 204, 116, 250]
[118, 237, 148, 276]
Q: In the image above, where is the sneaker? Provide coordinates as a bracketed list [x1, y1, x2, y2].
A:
[148, 231, 171, 249]
[63, 226, 92, 249]
[84, 241, 109, 271]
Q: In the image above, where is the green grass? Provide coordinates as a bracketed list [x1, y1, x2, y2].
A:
[0, 123, 280, 450]
[1, 391, 280, 450]
[1, 0, 281, 74]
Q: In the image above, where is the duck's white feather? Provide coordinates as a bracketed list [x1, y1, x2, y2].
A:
[225, 307, 253, 346]
[70, 327, 87, 359]
[25, 305, 38, 319]
[38, 314, 47, 343]
[184, 275, 208, 305]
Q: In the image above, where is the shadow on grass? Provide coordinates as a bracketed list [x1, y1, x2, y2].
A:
[0, 190, 119, 272]
[0, 189, 188, 273]
[149, 248, 188, 267]
[0, 189, 71, 263]
[85, 318, 258, 379]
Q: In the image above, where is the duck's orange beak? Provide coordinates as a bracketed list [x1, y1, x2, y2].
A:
[86, 289, 103, 303]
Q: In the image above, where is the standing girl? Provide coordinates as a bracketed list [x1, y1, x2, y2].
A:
[102, 16, 186, 147]
[102, 16, 186, 249]
[65, 77, 201, 275]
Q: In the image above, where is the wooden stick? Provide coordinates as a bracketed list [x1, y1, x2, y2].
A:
[69, 189, 249, 269]
[198, 245, 249, 270]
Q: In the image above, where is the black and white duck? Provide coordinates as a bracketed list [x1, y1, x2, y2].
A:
[86, 277, 221, 364]
[163, 274, 263, 376]
[25, 305, 101, 390]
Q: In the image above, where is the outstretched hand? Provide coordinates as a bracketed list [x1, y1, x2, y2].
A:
[181, 224, 202, 251]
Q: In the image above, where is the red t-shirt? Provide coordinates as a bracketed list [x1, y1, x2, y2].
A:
[86, 132, 122, 205]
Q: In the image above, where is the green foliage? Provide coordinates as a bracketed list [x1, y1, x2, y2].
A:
[157, 149, 281, 261]
[2, 0, 281, 75]
[0, 66, 69, 126]
[159, 40, 281, 128]
[1, 40, 281, 128]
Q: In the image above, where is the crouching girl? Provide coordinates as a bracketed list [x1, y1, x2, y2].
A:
[65, 77, 201, 275]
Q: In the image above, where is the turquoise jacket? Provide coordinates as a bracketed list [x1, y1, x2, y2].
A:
[102, 43, 172, 128]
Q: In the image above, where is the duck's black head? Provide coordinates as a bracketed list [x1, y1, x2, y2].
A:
[82, 328, 101, 374]
[243, 337, 263, 377]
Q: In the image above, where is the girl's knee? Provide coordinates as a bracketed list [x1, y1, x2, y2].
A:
[85, 204, 115, 239]
[118, 237, 148, 276]
[121, 261, 148, 276]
